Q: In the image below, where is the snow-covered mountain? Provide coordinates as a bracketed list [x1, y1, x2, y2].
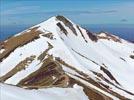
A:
[0, 15, 134, 100]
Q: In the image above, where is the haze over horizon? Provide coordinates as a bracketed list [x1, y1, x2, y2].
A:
[1, 0, 134, 26]
[0, 0, 134, 41]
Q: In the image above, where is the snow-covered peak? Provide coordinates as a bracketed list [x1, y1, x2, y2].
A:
[0, 15, 134, 100]
[32, 15, 96, 41]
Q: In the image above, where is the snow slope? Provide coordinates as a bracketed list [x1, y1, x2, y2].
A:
[0, 83, 88, 100]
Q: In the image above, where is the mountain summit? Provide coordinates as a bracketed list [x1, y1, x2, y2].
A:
[0, 15, 134, 100]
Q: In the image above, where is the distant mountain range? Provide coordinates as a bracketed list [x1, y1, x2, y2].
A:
[0, 15, 134, 100]
[1, 24, 134, 42]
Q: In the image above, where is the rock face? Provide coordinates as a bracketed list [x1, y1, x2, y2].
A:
[0, 15, 134, 100]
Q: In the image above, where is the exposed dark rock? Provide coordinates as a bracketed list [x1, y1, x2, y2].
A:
[120, 57, 126, 62]
[100, 66, 120, 85]
[130, 55, 134, 59]
[57, 22, 68, 35]
[86, 30, 98, 42]
[76, 25, 88, 43]
[42, 33, 54, 39]
[56, 15, 77, 36]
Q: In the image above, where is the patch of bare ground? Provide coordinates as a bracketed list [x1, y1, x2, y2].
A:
[56, 15, 77, 36]
[0, 55, 36, 82]
[17, 57, 69, 89]
[37, 42, 53, 61]
[0, 27, 42, 62]
[52, 75, 69, 87]
[42, 32, 54, 39]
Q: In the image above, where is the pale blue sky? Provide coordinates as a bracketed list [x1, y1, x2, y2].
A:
[1, 0, 134, 26]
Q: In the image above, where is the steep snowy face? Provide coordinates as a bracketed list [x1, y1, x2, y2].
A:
[0, 15, 134, 100]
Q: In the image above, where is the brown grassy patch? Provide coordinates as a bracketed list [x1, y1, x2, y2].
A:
[17, 57, 69, 89]
[0, 27, 42, 62]
[37, 42, 53, 61]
